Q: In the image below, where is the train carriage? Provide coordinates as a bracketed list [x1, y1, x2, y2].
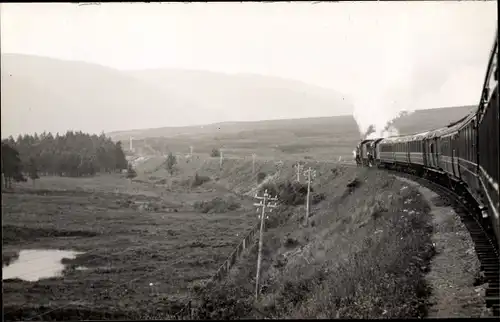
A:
[477, 33, 499, 240]
[377, 136, 399, 164]
[454, 112, 481, 198]
[437, 116, 469, 179]
[423, 129, 445, 170]
[377, 135, 414, 166]
[440, 130, 459, 177]
[407, 131, 429, 166]
[394, 136, 410, 165]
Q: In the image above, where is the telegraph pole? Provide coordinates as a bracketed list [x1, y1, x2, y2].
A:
[303, 167, 317, 226]
[295, 161, 304, 182]
[190, 146, 194, 157]
[253, 189, 278, 299]
[252, 153, 257, 174]
[275, 160, 284, 177]
[219, 149, 224, 170]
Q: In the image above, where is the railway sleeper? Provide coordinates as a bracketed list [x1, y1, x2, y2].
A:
[486, 289, 500, 297]
[485, 297, 500, 306]
[379, 163, 499, 314]
[481, 265, 500, 271]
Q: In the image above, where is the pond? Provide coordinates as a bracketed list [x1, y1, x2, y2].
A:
[2, 249, 83, 282]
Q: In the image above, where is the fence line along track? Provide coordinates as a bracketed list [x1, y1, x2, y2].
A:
[385, 169, 500, 317]
[174, 160, 357, 319]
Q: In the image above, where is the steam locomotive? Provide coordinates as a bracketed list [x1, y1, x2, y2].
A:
[355, 30, 499, 249]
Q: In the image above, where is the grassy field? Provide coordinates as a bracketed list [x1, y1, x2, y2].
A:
[1, 157, 267, 320]
[2, 157, 349, 320]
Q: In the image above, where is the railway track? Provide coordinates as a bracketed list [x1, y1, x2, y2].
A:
[386, 169, 500, 317]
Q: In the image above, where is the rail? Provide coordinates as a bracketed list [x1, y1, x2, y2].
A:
[384, 168, 499, 316]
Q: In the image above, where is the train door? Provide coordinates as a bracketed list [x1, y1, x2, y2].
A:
[435, 137, 442, 170]
[430, 141, 436, 168]
[422, 140, 428, 166]
[457, 131, 463, 180]
[407, 141, 411, 164]
[451, 134, 458, 177]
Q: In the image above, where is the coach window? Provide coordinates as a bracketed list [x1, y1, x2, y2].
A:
[459, 132, 463, 159]
[467, 126, 471, 160]
[465, 127, 468, 160]
[471, 121, 476, 160]
[462, 131, 466, 159]
[462, 130, 466, 160]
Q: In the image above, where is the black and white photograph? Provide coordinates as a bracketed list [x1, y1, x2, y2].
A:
[1, 1, 499, 320]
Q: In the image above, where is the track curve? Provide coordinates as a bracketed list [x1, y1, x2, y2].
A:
[385, 169, 499, 317]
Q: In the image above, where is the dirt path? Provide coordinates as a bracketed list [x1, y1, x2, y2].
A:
[395, 176, 492, 318]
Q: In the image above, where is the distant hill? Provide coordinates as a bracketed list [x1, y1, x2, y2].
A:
[127, 69, 352, 127]
[0, 54, 352, 138]
[393, 105, 476, 135]
[112, 105, 476, 160]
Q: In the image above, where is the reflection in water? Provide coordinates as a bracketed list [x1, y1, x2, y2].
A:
[2, 249, 83, 282]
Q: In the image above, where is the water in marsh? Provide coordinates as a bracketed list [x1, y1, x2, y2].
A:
[2, 249, 83, 281]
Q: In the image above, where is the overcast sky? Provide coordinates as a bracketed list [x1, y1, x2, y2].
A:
[1, 1, 497, 135]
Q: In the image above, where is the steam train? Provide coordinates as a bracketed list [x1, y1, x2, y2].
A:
[355, 30, 499, 250]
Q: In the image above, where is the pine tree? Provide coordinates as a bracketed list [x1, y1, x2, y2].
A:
[1, 143, 26, 189]
[28, 157, 40, 187]
[166, 152, 177, 176]
[126, 163, 137, 180]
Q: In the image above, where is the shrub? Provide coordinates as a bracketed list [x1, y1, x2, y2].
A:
[191, 173, 211, 187]
[193, 197, 241, 214]
[259, 180, 324, 206]
[126, 164, 137, 179]
[342, 177, 361, 199]
[165, 152, 177, 175]
[257, 172, 267, 183]
[210, 148, 221, 157]
[155, 178, 167, 185]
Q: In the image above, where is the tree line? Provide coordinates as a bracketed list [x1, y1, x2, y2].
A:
[2, 131, 129, 187]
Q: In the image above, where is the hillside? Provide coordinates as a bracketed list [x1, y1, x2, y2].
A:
[393, 105, 476, 135]
[0, 54, 352, 138]
[0, 54, 199, 137]
[127, 69, 352, 127]
[109, 105, 476, 161]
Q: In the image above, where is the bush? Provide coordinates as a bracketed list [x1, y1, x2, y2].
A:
[191, 173, 211, 187]
[210, 148, 221, 157]
[257, 172, 267, 183]
[193, 197, 241, 214]
[259, 180, 324, 206]
[342, 177, 361, 199]
[155, 178, 167, 185]
[126, 164, 137, 179]
[191, 284, 254, 320]
[165, 152, 177, 175]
